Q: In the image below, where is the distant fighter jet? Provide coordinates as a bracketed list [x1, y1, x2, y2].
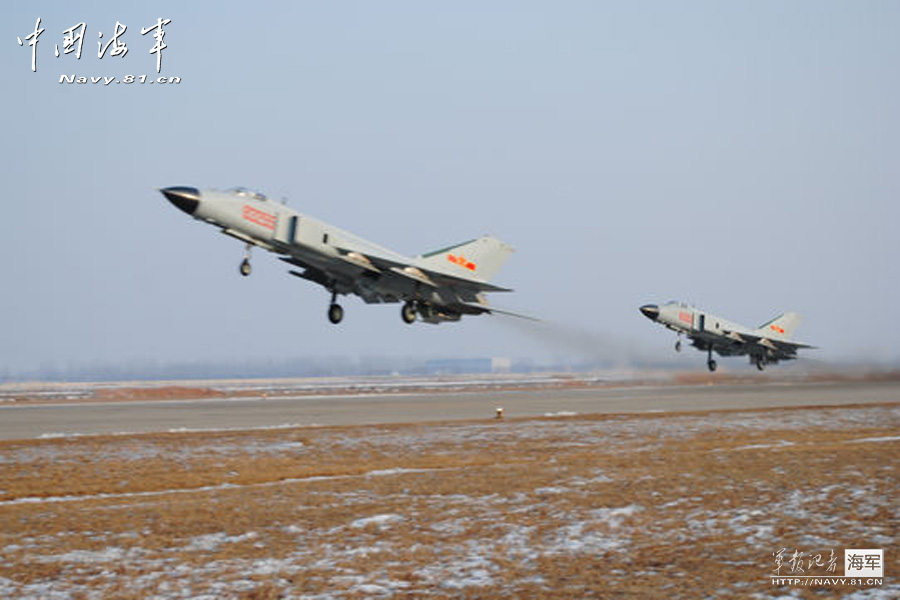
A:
[160, 186, 523, 325]
[639, 301, 814, 371]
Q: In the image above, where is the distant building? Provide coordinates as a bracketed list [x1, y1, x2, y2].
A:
[426, 357, 511, 376]
[490, 357, 511, 373]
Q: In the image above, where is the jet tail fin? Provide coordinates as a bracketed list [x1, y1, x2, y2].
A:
[756, 312, 802, 340]
[417, 236, 514, 282]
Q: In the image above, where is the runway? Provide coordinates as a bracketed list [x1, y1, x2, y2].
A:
[1, 379, 897, 440]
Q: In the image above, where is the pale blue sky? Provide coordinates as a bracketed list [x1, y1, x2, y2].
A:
[3, 2, 899, 374]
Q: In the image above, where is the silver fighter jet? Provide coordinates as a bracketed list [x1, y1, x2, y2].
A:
[161, 186, 522, 325]
[639, 301, 815, 371]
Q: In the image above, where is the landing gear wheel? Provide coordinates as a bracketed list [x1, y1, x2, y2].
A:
[401, 302, 417, 324]
[328, 303, 344, 325]
[239, 258, 252, 277]
[707, 359, 717, 372]
[675, 339, 682, 352]
[756, 358, 766, 371]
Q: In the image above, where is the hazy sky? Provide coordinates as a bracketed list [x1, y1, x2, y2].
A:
[3, 2, 899, 374]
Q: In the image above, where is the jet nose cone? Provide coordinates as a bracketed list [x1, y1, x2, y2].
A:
[640, 304, 660, 321]
[161, 186, 201, 215]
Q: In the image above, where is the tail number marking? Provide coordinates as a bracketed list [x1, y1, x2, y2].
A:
[242, 205, 276, 230]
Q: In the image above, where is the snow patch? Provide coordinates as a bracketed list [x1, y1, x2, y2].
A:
[418, 546, 496, 590]
[351, 514, 403, 529]
[37, 547, 136, 564]
[732, 440, 796, 451]
[166, 423, 308, 435]
[0, 467, 457, 507]
[842, 585, 900, 599]
[185, 532, 258, 552]
[846, 436, 900, 444]
[590, 504, 642, 528]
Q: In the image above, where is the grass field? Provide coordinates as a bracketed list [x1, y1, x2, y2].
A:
[1, 402, 897, 598]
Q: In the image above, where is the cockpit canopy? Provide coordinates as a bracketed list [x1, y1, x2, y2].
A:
[666, 300, 691, 308]
[228, 187, 267, 201]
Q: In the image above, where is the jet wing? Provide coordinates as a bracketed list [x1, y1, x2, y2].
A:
[719, 329, 816, 357]
[410, 266, 512, 293]
[280, 251, 381, 284]
[760, 338, 816, 352]
[725, 330, 815, 350]
[281, 246, 511, 308]
[333, 246, 512, 293]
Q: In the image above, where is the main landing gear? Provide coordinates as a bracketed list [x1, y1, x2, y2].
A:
[675, 335, 682, 352]
[755, 356, 767, 371]
[327, 291, 344, 325]
[706, 347, 717, 372]
[325, 297, 419, 325]
[401, 301, 417, 324]
[239, 244, 252, 277]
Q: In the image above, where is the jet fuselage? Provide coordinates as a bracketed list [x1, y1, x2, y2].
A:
[639, 301, 812, 372]
[161, 186, 516, 325]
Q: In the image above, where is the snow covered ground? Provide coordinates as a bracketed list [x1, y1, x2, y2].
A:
[1, 403, 897, 598]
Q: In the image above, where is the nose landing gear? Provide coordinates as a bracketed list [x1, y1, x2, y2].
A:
[328, 303, 344, 324]
[239, 244, 253, 277]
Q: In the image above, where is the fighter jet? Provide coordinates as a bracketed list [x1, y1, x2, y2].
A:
[639, 301, 814, 371]
[160, 186, 523, 325]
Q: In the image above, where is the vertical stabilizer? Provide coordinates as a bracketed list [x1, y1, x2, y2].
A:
[756, 312, 802, 340]
[417, 236, 515, 282]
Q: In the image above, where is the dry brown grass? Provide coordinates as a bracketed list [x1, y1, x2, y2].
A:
[93, 386, 227, 402]
[0, 403, 897, 598]
[6, 369, 898, 406]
